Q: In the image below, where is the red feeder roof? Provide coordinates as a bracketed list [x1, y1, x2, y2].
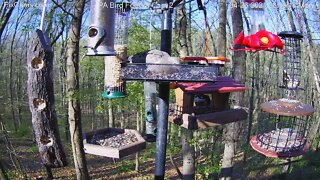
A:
[176, 76, 246, 94]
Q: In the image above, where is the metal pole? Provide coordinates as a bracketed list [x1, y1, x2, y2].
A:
[144, 82, 157, 142]
[155, 5, 172, 180]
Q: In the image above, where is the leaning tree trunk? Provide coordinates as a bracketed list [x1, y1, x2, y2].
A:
[66, 0, 90, 179]
[27, 29, 67, 169]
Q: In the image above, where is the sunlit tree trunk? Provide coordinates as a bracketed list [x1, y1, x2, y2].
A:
[300, 3, 320, 146]
[66, 0, 90, 179]
[221, 0, 245, 179]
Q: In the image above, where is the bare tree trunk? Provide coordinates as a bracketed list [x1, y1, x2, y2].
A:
[0, 160, 8, 180]
[182, 128, 195, 180]
[175, 2, 196, 179]
[175, 0, 189, 57]
[301, 4, 320, 145]
[135, 106, 141, 171]
[217, 0, 226, 57]
[0, 0, 18, 44]
[285, 0, 297, 31]
[0, 120, 26, 179]
[221, 0, 245, 179]
[108, 100, 114, 128]
[66, 0, 90, 179]
[187, 1, 193, 55]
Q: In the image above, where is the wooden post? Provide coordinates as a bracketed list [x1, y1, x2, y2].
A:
[27, 30, 67, 168]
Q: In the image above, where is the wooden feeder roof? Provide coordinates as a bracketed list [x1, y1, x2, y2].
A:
[261, 99, 315, 116]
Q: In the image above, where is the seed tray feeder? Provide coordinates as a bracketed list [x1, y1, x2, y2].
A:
[121, 63, 219, 82]
[83, 128, 146, 159]
[250, 99, 315, 158]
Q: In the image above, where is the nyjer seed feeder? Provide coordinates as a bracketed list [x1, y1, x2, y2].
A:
[103, 1, 131, 99]
[86, 0, 116, 56]
[250, 99, 315, 158]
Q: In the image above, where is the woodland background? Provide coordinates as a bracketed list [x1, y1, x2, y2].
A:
[0, 0, 320, 179]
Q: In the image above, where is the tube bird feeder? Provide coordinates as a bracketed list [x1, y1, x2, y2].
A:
[250, 99, 315, 158]
[244, 0, 265, 34]
[86, 0, 116, 56]
[103, 1, 131, 99]
[278, 31, 303, 99]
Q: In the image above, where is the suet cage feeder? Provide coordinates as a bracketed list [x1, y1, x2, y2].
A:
[103, 1, 131, 99]
[250, 99, 315, 158]
[86, 0, 116, 56]
[278, 31, 303, 99]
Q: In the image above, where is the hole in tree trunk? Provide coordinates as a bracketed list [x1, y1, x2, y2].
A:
[40, 135, 53, 146]
[31, 57, 44, 70]
[33, 98, 46, 110]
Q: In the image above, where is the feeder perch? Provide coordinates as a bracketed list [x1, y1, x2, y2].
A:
[86, 0, 116, 56]
[83, 128, 146, 159]
[250, 99, 315, 158]
[278, 31, 303, 99]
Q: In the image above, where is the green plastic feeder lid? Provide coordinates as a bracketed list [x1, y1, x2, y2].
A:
[102, 91, 127, 99]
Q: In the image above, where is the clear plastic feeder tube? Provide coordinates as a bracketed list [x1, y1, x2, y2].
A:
[103, 1, 131, 99]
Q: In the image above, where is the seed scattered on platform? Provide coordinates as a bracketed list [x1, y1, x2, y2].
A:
[90, 132, 138, 148]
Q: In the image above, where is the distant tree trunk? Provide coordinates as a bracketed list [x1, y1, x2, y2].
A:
[9, 9, 21, 132]
[66, 0, 90, 179]
[135, 109, 140, 171]
[0, 0, 18, 44]
[0, 114, 9, 180]
[0, 160, 8, 180]
[221, 0, 245, 179]
[27, 30, 67, 170]
[108, 100, 114, 128]
[175, 0, 189, 57]
[182, 128, 195, 180]
[0, 120, 26, 179]
[175, 2, 196, 179]
[187, 1, 193, 55]
[285, 0, 297, 31]
[301, 4, 320, 145]
[217, 0, 226, 57]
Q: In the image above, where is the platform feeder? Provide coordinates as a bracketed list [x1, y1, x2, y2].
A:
[250, 99, 315, 158]
[278, 31, 303, 99]
[103, 1, 131, 99]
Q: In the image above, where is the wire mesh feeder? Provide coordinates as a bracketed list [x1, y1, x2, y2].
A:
[83, 128, 146, 158]
[278, 31, 303, 99]
[103, 2, 131, 99]
[250, 98, 315, 158]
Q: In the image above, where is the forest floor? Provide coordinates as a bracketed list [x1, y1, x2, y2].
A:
[1, 137, 320, 179]
[1, 138, 184, 180]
